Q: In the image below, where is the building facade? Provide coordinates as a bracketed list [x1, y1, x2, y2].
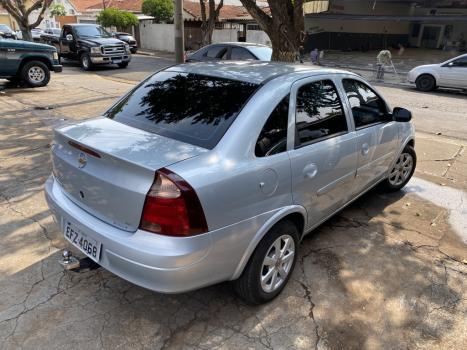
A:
[304, 0, 467, 51]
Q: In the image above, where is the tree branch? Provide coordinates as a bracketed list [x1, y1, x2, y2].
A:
[239, 0, 272, 31]
[199, 0, 207, 23]
[1, 0, 23, 22]
[29, 0, 52, 28]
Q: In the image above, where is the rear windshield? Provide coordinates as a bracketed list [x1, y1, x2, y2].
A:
[106, 71, 259, 149]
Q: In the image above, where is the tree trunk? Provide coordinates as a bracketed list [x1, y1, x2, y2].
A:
[20, 25, 32, 41]
[267, 24, 300, 62]
[239, 0, 304, 63]
[200, 21, 215, 46]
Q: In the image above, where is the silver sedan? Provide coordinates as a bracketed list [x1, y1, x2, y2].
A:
[46, 62, 416, 304]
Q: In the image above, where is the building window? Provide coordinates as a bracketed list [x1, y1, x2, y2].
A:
[411, 24, 421, 37]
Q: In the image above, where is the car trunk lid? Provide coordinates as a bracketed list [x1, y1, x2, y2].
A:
[51, 118, 207, 232]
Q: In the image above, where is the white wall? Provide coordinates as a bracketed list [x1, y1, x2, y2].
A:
[212, 28, 238, 42]
[246, 30, 271, 46]
[139, 21, 175, 52]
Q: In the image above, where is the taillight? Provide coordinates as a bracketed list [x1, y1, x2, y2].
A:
[139, 168, 208, 237]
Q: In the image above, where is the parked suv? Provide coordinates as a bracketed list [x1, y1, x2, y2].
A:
[0, 36, 62, 87]
[41, 24, 131, 70]
[112, 32, 138, 54]
[46, 63, 415, 304]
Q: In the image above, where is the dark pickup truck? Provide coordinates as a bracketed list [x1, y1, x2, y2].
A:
[0, 37, 62, 87]
[40, 24, 131, 70]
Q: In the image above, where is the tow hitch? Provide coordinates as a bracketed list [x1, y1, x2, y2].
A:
[58, 250, 100, 272]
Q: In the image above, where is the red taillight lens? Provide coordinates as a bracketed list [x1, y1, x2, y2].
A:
[139, 168, 208, 237]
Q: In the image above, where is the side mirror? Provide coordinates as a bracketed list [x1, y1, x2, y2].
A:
[393, 107, 412, 122]
[66, 34, 73, 41]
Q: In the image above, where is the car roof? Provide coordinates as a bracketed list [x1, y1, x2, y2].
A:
[214, 42, 270, 48]
[166, 61, 352, 85]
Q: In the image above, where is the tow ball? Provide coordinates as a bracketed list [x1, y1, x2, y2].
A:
[58, 250, 100, 272]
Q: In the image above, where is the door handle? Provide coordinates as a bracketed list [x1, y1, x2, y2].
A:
[361, 143, 370, 156]
[303, 163, 318, 179]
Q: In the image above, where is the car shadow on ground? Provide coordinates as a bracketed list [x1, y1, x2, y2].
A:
[403, 86, 467, 98]
[1, 180, 464, 349]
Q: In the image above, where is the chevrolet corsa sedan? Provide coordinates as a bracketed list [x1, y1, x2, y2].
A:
[46, 62, 416, 304]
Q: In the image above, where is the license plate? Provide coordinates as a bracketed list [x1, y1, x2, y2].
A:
[64, 221, 101, 262]
[112, 59, 122, 63]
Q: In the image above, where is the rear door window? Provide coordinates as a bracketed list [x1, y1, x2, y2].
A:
[205, 45, 226, 59]
[231, 47, 256, 60]
[295, 80, 348, 147]
[106, 71, 259, 149]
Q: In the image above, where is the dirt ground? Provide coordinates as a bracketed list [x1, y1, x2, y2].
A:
[0, 71, 466, 350]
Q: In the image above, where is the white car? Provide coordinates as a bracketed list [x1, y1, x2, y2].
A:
[408, 53, 467, 92]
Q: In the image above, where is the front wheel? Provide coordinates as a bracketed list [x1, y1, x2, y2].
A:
[381, 145, 416, 192]
[21, 61, 50, 87]
[233, 220, 299, 304]
[118, 62, 129, 68]
[80, 53, 93, 71]
[415, 74, 436, 92]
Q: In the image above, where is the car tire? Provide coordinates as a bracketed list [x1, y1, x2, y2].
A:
[118, 62, 129, 69]
[233, 220, 299, 304]
[21, 61, 50, 87]
[130, 48, 137, 54]
[381, 145, 416, 192]
[415, 74, 436, 92]
[80, 53, 93, 71]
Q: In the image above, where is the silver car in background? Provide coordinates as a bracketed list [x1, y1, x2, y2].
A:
[408, 53, 467, 91]
[46, 62, 416, 304]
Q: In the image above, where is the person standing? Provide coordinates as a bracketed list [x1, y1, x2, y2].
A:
[376, 49, 392, 81]
[310, 48, 320, 65]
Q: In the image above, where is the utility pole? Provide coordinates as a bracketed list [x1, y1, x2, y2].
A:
[174, 0, 185, 63]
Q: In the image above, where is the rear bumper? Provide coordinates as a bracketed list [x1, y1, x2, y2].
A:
[90, 54, 131, 65]
[53, 65, 63, 73]
[44, 175, 265, 293]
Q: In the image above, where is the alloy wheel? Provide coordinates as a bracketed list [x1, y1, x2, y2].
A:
[389, 152, 414, 186]
[28, 66, 45, 83]
[260, 234, 295, 293]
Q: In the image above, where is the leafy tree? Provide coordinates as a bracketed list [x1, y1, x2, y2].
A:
[199, 0, 224, 46]
[49, 3, 66, 17]
[240, 0, 305, 62]
[141, 0, 174, 23]
[0, 0, 52, 41]
[97, 8, 139, 30]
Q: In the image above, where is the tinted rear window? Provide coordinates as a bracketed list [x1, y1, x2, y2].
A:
[106, 71, 259, 149]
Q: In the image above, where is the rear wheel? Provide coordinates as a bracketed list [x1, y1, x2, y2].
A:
[80, 53, 93, 71]
[381, 145, 416, 192]
[233, 220, 299, 304]
[21, 61, 50, 87]
[415, 74, 436, 92]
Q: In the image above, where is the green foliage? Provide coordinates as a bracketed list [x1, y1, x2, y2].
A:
[96, 8, 139, 29]
[141, 0, 173, 23]
[49, 4, 67, 17]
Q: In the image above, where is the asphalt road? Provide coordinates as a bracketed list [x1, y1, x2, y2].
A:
[2, 55, 467, 142]
[61, 54, 173, 82]
[62, 55, 467, 141]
